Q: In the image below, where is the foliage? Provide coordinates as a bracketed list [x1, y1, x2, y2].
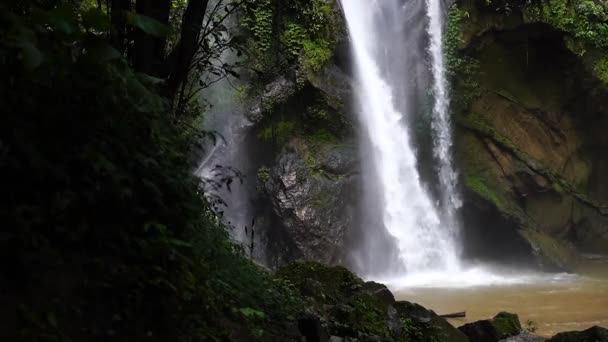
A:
[256, 166, 271, 185]
[301, 39, 333, 74]
[0, 3, 302, 341]
[281, 22, 308, 58]
[593, 56, 608, 83]
[258, 119, 298, 147]
[127, 12, 170, 37]
[446, 7, 482, 112]
[276, 262, 447, 341]
[465, 175, 508, 211]
[525, 0, 608, 49]
[241, 0, 344, 78]
[524, 319, 538, 333]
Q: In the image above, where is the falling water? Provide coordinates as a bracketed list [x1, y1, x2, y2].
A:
[341, 0, 459, 275]
[426, 0, 462, 222]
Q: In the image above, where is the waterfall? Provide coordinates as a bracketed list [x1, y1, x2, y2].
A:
[426, 0, 462, 224]
[341, 0, 460, 276]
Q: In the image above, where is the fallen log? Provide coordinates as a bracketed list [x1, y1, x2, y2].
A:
[439, 312, 466, 318]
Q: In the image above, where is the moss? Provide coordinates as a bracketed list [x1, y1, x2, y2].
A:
[243, 0, 345, 78]
[348, 293, 392, 337]
[258, 120, 298, 147]
[303, 152, 325, 177]
[302, 39, 333, 75]
[393, 302, 446, 342]
[257, 166, 271, 184]
[521, 0, 608, 86]
[276, 262, 452, 341]
[310, 191, 332, 209]
[493, 312, 522, 339]
[276, 261, 364, 307]
[305, 129, 337, 148]
[524, 0, 608, 49]
[520, 228, 580, 270]
[446, 7, 482, 112]
[592, 56, 608, 83]
[465, 174, 508, 210]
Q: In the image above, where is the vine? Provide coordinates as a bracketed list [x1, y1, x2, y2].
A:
[446, 7, 481, 112]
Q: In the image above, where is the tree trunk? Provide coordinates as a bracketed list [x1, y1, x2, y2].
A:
[110, 0, 131, 53]
[163, 0, 210, 102]
[131, 0, 171, 77]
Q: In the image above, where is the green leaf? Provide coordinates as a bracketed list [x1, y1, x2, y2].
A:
[83, 38, 121, 63]
[82, 8, 111, 32]
[238, 307, 265, 320]
[47, 5, 79, 35]
[19, 41, 43, 71]
[47, 312, 58, 328]
[127, 13, 169, 37]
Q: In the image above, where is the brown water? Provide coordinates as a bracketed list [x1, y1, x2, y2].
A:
[394, 265, 608, 337]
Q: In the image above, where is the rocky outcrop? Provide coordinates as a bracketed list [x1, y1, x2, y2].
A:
[276, 261, 468, 341]
[247, 76, 296, 124]
[450, 0, 608, 270]
[263, 139, 358, 263]
[237, 0, 356, 267]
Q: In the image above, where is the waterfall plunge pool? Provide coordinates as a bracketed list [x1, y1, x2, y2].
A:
[388, 262, 608, 337]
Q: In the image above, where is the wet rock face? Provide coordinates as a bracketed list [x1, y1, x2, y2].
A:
[453, 14, 608, 269]
[264, 141, 359, 263]
[247, 76, 296, 124]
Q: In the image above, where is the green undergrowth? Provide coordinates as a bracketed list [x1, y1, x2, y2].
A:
[0, 6, 305, 341]
[446, 6, 482, 112]
[524, 0, 608, 49]
[257, 87, 344, 151]
[276, 262, 447, 341]
[242, 0, 345, 81]
[523, 0, 608, 84]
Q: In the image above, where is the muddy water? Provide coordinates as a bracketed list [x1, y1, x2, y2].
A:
[395, 266, 608, 337]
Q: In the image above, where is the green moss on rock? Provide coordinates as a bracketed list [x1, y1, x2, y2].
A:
[520, 228, 580, 270]
[275, 261, 462, 341]
[276, 261, 364, 306]
[493, 312, 522, 339]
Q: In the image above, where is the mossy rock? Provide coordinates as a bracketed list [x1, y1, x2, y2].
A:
[493, 312, 522, 339]
[548, 326, 608, 342]
[394, 301, 469, 342]
[458, 311, 521, 341]
[276, 262, 464, 341]
[276, 261, 364, 306]
[519, 228, 580, 271]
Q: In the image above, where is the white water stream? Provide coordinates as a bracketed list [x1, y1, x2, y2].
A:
[341, 0, 459, 276]
[426, 0, 462, 219]
[340, 0, 561, 288]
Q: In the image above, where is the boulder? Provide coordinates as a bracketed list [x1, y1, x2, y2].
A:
[264, 140, 358, 263]
[276, 261, 464, 341]
[500, 333, 546, 342]
[247, 76, 296, 124]
[547, 326, 608, 342]
[459, 319, 501, 342]
[395, 301, 469, 342]
[459, 312, 522, 342]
